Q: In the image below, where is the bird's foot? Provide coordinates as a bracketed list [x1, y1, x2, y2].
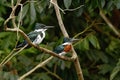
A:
[71, 54, 77, 60]
[35, 44, 40, 48]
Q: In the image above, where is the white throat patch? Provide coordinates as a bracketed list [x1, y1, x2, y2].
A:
[35, 29, 47, 32]
[62, 42, 71, 45]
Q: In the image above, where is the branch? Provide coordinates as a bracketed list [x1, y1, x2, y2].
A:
[5, 27, 73, 61]
[51, 0, 84, 80]
[0, 45, 28, 67]
[100, 10, 120, 37]
[0, 49, 15, 67]
[3, 26, 73, 79]
[51, 0, 69, 37]
[4, 0, 22, 26]
[18, 56, 54, 80]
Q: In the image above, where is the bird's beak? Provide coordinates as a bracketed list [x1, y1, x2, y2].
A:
[71, 38, 79, 42]
[44, 26, 54, 29]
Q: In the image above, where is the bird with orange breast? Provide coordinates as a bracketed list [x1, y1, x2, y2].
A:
[53, 37, 78, 55]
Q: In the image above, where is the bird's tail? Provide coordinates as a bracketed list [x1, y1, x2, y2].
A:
[16, 40, 28, 48]
[16, 43, 26, 48]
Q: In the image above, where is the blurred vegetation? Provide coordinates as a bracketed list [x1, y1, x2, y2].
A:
[0, 0, 120, 80]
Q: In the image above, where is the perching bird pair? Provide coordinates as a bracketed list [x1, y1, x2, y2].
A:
[16, 23, 78, 55]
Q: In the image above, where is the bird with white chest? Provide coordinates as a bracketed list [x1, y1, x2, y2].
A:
[16, 23, 54, 48]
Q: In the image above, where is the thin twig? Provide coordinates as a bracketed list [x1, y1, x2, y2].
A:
[11, 2, 17, 28]
[51, 0, 84, 80]
[4, 0, 22, 26]
[3, 0, 84, 80]
[50, 0, 68, 37]
[4, 26, 73, 80]
[42, 67, 63, 80]
[100, 10, 120, 37]
[64, 5, 84, 11]
[5, 27, 73, 61]
[50, 0, 65, 14]
[1, 45, 28, 67]
[17, 3, 23, 40]
[18, 56, 54, 80]
[18, 4, 23, 28]
[0, 49, 15, 67]
[74, 20, 96, 38]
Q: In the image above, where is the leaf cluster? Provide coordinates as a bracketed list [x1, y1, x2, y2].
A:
[0, 0, 120, 80]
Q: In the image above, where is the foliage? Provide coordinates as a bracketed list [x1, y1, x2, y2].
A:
[0, 0, 120, 80]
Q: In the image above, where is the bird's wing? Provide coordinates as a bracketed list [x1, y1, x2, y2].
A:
[27, 31, 38, 42]
[16, 40, 28, 48]
[16, 31, 38, 48]
[53, 45, 64, 54]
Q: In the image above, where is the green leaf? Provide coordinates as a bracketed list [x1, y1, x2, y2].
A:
[59, 60, 71, 70]
[32, 73, 52, 80]
[99, 0, 105, 8]
[0, 71, 18, 80]
[17, 3, 29, 24]
[60, 60, 65, 70]
[75, 7, 84, 17]
[91, 0, 98, 8]
[106, 1, 113, 11]
[79, 38, 89, 51]
[114, 0, 120, 9]
[82, 68, 89, 77]
[30, 1, 36, 25]
[98, 64, 112, 75]
[65, 61, 72, 69]
[110, 59, 120, 80]
[97, 51, 108, 63]
[86, 51, 94, 61]
[0, 32, 16, 49]
[18, 3, 29, 20]
[0, 32, 10, 38]
[86, 50, 100, 61]
[64, 0, 72, 9]
[101, 0, 105, 8]
[0, 17, 4, 22]
[83, 38, 89, 50]
[17, 55, 33, 67]
[106, 38, 120, 52]
[88, 34, 100, 49]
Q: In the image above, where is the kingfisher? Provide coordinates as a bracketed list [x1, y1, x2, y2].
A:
[16, 23, 54, 48]
[53, 37, 79, 55]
